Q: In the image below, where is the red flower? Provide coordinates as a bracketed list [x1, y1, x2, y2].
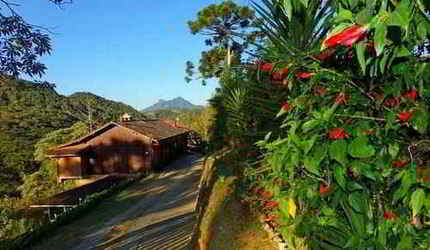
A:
[334, 92, 348, 105]
[323, 24, 369, 49]
[403, 88, 417, 101]
[392, 160, 408, 168]
[328, 128, 348, 140]
[272, 71, 283, 81]
[422, 176, 430, 182]
[260, 63, 274, 72]
[396, 112, 413, 122]
[264, 214, 277, 222]
[319, 183, 333, 196]
[281, 102, 294, 112]
[383, 97, 400, 107]
[383, 211, 396, 220]
[313, 86, 327, 96]
[296, 72, 314, 79]
[281, 67, 289, 75]
[313, 49, 335, 61]
[264, 201, 279, 208]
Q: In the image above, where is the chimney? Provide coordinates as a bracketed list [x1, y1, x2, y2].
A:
[120, 113, 131, 122]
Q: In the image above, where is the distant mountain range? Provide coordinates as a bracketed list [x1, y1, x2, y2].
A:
[142, 97, 202, 112]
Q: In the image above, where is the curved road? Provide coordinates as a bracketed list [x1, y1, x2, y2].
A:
[33, 153, 203, 250]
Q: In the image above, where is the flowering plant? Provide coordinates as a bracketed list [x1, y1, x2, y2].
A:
[248, 0, 430, 248]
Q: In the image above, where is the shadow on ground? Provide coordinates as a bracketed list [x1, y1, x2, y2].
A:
[31, 153, 203, 250]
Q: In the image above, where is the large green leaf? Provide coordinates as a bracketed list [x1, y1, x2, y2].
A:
[411, 105, 429, 134]
[334, 165, 346, 190]
[355, 42, 367, 75]
[389, 0, 410, 30]
[348, 136, 375, 158]
[374, 23, 387, 56]
[388, 143, 400, 158]
[301, 119, 320, 133]
[303, 144, 327, 176]
[410, 188, 425, 217]
[329, 140, 348, 166]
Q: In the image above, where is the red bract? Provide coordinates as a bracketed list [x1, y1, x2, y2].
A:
[334, 92, 348, 104]
[383, 211, 396, 220]
[403, 88, 417, 101]
[272, 71, 283, 81]
[384, 97, 400, 107]
[392, 160, 408, 168]
[313, 86, 327, 96]
[260, 63, 274, 72]
[281, 102, 294, 112]
[328, 128, 348, 140]
[396, 112, 413, 122]
[323, 24, 369, 49]
[296, 72, 314, 79]
[264, 201, 279, 208]
[313, 49, 335, 61]
[319, 183, 332, 195]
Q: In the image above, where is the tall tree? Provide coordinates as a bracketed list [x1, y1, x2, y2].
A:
[186, 1, 262, 84]
[0, 0, 70, 79]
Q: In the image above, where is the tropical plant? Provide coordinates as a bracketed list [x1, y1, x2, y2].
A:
[245, 0, 430, 248]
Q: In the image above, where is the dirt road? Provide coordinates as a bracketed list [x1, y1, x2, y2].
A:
[32, 153, 203, 250]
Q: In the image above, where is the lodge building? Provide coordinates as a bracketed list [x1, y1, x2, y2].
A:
[48, 115, 190, 182]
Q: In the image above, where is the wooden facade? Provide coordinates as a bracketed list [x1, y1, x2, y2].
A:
[49, 120, 189, 182]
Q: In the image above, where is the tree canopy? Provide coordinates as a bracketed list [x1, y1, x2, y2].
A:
[0, 0, 70, 78]
[186, 1, 263, 84]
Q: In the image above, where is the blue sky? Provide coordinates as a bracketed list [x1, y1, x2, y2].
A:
[19, 0, 249, 109]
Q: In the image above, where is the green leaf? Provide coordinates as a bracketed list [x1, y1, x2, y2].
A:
[389, 1, 410, 30]
[393, 170, 414, 202]
[374, 23, 387, 56]
[300, 0, 309, 8]
[297, 135, 317, 155]
[348, 136, 375, 158]
[283, 0, 293, 21]
[329, 140, 348, 167]
[388, 143, 400, 158]
[396, 46, 410, 57]
[303, 145, 327, 176]
[396, 235, 413, 250]
[301, 119, 320, 133]
[336, 7, 353, 23]
[348, 192, 365, 213]
[411, 106, 429, 134]
[417, 21, 429, 41]
[355, 42, 367, 74]
[334, 165, 346, 190]
[410, 188, 425, 217]
[353, 161, 378, 181]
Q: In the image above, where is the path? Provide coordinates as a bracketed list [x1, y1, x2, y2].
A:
[32, 153, 203, 250]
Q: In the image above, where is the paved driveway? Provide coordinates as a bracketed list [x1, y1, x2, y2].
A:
[32, 153, 203, 250]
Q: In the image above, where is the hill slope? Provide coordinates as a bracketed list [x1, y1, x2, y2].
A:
[0, 79, 145, 195]
[142, 97, 201, 112]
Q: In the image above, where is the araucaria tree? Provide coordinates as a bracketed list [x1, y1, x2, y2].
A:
[186, 1, 262, 83]
[0, 0, 70, 78]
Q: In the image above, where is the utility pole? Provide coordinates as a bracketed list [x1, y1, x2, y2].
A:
[87, 100, 93, 132]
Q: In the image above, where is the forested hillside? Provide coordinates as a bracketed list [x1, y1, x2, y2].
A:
[0, 79, 145, 196]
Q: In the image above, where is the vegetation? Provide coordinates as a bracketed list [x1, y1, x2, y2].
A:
[185, 0, 263, 84]
[0, 0, 71, 78]
[191, 0, 430, 249]
[0, 78, 144, 197]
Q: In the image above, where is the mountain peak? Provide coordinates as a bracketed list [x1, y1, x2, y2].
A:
[143, 97, 200, 112]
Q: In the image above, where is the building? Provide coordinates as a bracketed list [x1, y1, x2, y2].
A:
[48, 118, 190, 182]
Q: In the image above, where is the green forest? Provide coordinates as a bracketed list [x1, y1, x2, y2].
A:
[0, 78, 145, 197]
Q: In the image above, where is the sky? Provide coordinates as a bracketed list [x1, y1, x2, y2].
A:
[18, 0, 249, 110]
